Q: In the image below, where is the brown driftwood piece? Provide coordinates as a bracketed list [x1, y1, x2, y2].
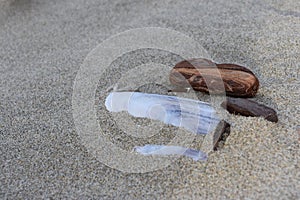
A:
[221, 97, 278, 123]
[213, 120, 231, 150]
[170, 58, 259, 97]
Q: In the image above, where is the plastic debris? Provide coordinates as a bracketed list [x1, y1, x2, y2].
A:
[105, 92, 221, 135]
[134, 144, 207, 161]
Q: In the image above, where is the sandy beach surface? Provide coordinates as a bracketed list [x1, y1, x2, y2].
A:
[1, 0, 299, 199]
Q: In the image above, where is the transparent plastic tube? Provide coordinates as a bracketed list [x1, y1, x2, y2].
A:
[105, 92, 220, 135]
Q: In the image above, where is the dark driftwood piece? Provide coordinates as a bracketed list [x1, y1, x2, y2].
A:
[170, 58, 259, 97]
[213, 120, 231, 151]
[221, 97, 278, 123]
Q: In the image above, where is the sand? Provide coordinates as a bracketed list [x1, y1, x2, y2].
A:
[0, 0, 299, 199]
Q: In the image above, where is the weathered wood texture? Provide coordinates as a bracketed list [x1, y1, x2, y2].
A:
[221, 97, 278, 122]
[170, 58, 259, 97]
